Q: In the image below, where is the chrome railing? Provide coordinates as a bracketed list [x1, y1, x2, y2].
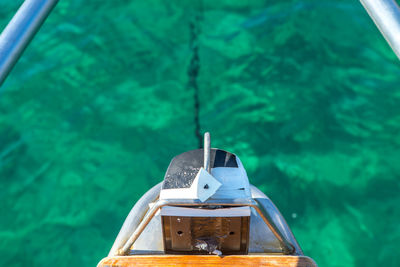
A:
[117, 198, 299, 256]
[0, 0, 59, 86]
[360, 0, 400, 60]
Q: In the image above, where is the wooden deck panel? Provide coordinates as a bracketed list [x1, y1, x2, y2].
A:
[98, 255, 317, 267]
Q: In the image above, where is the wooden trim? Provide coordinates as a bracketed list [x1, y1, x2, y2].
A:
[98, 255, 317, 267]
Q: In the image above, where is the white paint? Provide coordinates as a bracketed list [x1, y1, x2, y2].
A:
[160, 206, 251, 217]
[160, 156, 252, 201]
[159, 168, 222, 202]
[210, 157, 251, 199]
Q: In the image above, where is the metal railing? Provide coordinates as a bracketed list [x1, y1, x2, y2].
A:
[0, 0, 59, 86]
[117, 198, 298, 256]
[360, 0, 400, 60]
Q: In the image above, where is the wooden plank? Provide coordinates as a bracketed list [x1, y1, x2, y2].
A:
[98, 255, 317, 267]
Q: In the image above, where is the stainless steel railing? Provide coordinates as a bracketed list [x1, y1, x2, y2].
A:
[0, 0, 59, 86]
[360, 0, 400, 60]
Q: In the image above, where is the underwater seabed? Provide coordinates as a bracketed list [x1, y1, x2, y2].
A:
[0, 0, 400, 266]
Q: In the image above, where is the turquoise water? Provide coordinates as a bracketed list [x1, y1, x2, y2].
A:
[1, 0, 400, 266]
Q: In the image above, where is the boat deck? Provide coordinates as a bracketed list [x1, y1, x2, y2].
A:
[98, 255, 317, 266]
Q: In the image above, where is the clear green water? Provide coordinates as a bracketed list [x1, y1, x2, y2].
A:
[1, 0, 400, 266]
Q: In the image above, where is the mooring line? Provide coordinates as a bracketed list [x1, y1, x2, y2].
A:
[187, 3, 204, 148]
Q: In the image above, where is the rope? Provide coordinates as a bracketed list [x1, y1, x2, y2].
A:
[187, 4, 203, 148]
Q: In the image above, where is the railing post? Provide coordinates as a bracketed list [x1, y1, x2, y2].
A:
[360, 0, 400, 60]
[0, 0, 59, 86]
